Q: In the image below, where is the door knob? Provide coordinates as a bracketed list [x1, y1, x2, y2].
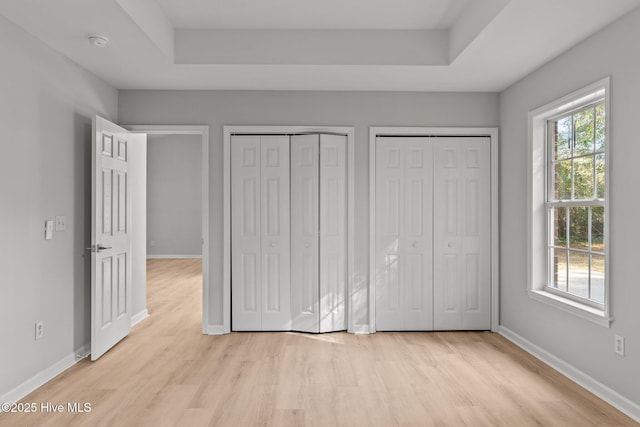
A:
[412, 242, 418, 248]
[304, 242, 310, 248]
[448, 242, 454, 248]
[86, 244, 112, 253]
[270, 242, 276, 248]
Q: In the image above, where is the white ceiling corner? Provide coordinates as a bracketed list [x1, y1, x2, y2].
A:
[0, 0, 638, 91]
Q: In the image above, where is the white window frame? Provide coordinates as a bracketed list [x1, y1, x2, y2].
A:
[527, 77, 612, 327]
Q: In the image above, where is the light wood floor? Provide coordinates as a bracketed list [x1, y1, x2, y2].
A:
[1, 258, 636, 426]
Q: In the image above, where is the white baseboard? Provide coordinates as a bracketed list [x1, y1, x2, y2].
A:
[131, 309, 149, 327]
[203, 325, 227, 335]
[146, 254, 202, 259]
[74, 344, 91, 361]
[498, 325, 640, 423]
[352, 325, 371, 334]
[0, 344, 89, 409]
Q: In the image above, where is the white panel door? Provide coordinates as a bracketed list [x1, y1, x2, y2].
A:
[375, 137, 433, 331]
[433, 137, 491, 330]
[233, 133, 346, 333]
[319, 134, 347, 332]
[290, 134, 347, 333]
[91, 116, 133, 361]
[260, 136, 291, 330]
[290, 134, 320, 332]
[231, 136, 262, 330]
[232, 135, 291, 331]
[403, 139, 434, 330]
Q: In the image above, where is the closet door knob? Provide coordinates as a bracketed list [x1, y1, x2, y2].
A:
[270, 242, 276, 248]
[412, 242, 418, 248]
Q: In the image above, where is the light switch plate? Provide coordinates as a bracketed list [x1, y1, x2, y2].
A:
[55, 215, 66, 232]
[44, 220, 54, 240]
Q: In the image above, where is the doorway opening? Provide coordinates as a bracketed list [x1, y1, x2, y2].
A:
[127, 125, 210, 333]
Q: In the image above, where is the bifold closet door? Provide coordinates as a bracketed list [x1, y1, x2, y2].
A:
[318, 134, 347, 332]
[375, 137, 434, 331]
[231, 135, 291, 331]
[290, 134, 347, 333]
[433, 137, 491, 330]
[290, 135, 320, 332]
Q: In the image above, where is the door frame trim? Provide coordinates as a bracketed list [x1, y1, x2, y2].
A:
[224, 126, 356, 334]
[126, 125, 211, 334]
[369, 127, 499, 333]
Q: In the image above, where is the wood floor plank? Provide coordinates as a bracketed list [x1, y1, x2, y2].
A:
[1, 258, 637, 426]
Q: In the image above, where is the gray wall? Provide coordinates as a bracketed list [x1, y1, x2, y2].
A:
[146, 134, 202, 257]
[118, 90, 500, 328]
[0, 15, 117, 395]
[500, 8, 640, 404]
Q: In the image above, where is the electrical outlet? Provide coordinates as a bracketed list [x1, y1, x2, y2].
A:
[614, 335, 625, 356]
[35, 321, 44, 340]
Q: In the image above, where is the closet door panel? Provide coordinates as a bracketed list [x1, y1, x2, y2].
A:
[375, 137, 433, 331]
[403, 140, 433, 330]
[461, 140, 491, 329]
[375, 138, 405, 330]
[319, 134, 347, 332]
[291, 135, 320, 332]
[261, 136, 291, 330]
[433, 137, 491, 330]
[231, 136, 262, 330]
[434, 143, 462, 329]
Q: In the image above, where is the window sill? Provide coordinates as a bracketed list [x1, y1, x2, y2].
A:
[528, 290, 612, 328]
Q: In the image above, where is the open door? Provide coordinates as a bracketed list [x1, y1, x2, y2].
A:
[90, 115, 133, 360]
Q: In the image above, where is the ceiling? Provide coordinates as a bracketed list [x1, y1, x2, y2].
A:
[1, 0, 638, 92]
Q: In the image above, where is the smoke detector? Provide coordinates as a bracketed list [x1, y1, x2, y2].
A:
[88, 34, 109, 48]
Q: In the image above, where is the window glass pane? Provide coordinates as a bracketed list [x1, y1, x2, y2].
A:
[551, 248, 567, 292]
[554, 116, 572, 160]
[567, 250, 589, 299]
[574, 108, 595, 156]
[553, 160, 572, 200]
[591, 206, 605, 252]
[595, 154, 605, 199]
[591, 254, 605, 304]
[573, 156, 594, 199]
[553, 207, 567, 247]
[541, 87, 607, 309]
[595, 103, 605, 153]
[569, 207, 589, 250]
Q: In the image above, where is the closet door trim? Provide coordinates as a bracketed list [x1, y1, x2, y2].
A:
[369, 127, 499, 333]
[222, 126, 355, 335]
